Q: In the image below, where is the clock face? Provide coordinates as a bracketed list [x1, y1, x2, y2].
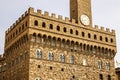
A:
[80, 14, 90, 26]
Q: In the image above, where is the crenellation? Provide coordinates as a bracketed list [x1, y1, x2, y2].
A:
[28, 7, 34, 14]
[10, 26, 13, 30]
[25, 11, 28, 15]
[94, 25, 99, 29]
[106, 28, 110, 32]
[21, 14, 25, 19]
[71, 19, 76, 24]
[111, 29, 115, 34]
[18, 17, 22, 22]
[58, 15, 63, 20]
[16, 20, 19, 26]
[1, 1, 117, 80]
[37, 9, 42, 16]
[44, 11, 49, 17]
[101, 27, 105, 31]
[65, 17, 70, 22]
[51, 13, 56, 18]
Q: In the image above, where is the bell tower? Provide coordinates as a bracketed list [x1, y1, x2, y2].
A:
[70, 0, 92, 27]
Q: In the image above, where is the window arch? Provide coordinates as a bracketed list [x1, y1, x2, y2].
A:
[42, 22, 46, 27]
[98, 60, 102, 69]
[57, 25, 60, 31]
[48, 52, 54, 60]
[63, 27, 67, 32]
[105, 37, 108, 42]
[110, 38, 113, 43]
[59, 54, 65, 62]
[94, 34, 97, 40]
[49, 24, 53, 29]
[106, 62, 110, 70]
[34, 20, 38, 26]
[108, 75, 111, 80]
[100, 36, 102, 41]
[70, 29, 73, 34]
[82, 32, 85, 37]
[88, 33, 91, 38]
[70, 55, 74, 64]
[99, 74, 103, 80]
[36, 49, 42, 59]
[75, 30, 78, 35]
[83, 58, 87, 66]
[35, 77, 41, 80]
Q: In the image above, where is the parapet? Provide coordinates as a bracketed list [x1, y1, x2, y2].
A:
[27, 7, 76, 24]
[5, 9, 29, 35]
[5, 7, 115, 36]
[94, 25, 115, 35]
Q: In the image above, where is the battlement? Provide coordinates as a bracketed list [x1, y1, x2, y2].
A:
[94, 25, 115, 35]
[5, 7, 115, 35]
[5, 10, 28, 35]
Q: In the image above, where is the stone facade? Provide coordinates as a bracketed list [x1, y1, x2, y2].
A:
[0, 0, 117, 80]
[116, 68, 120, 80]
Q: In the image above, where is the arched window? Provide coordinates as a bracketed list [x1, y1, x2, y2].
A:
[110, 38, 113, 43]
[88, 33, 91, 38]
[76, 30, 78, 35]
[59, 54, 65, 62]
[35, 77, 41, 80]
[82, 32, 85, 37]
[49, 24, 53, 29]
[42, 22, 46, 27]
[105, 37, 108, 42]
[36, 49, 42, 59]
[100, 36, 102, 41]
[108, 75, 111, 80]
[99, 74, 103, 80]
[98, 60, 102, 69]
[106, 62, 110, 70]
[83, 58, 87, 66]
[48, 52, 54, 60]
[34, 20, 38, 26]
[57, 26, 60, 31]
[94, 34, 97, 40]
[70, 29, 73, 34]
[70, 55, 74, 64]
[63, 27, 67, 32]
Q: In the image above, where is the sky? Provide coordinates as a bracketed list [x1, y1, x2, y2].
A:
[0, 0, 120, 67]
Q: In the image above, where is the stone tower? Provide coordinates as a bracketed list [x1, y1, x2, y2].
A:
[0, 0, 117, 80]
[70, 0, 92, 27]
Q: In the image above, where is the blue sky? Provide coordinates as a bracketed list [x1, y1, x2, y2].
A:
[0, 0, 120, 67]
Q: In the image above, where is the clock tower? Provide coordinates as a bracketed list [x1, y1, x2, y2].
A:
[70, 0, 92, 27]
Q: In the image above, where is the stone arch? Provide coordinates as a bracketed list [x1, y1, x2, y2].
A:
[56, 37, 61, 47]
[80, 43, 83, 51]
[51, 37, 56, 46]
[87, 44, 90, 52]
[42, 34, 47, 44]
[66, 39, 70, 48]
[42, 22, 46, 27]
[61, 38, 65, 48]
[93, 46, 97, 54]
[74, 41, 79, 50]
[83, 44, 86, 51]
[34, 20, 38, 26]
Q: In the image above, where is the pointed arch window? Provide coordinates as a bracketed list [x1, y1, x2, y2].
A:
[70, 55, 74, 64]
[48, 52, 54, 60]
[36, 49, 42, 59]
[98, 60, 102, 69]
[35, 77, 41, 80]
[60, 54, 65, 62]
[34, 20, 38, 26]
[106, 62, 110, 70]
